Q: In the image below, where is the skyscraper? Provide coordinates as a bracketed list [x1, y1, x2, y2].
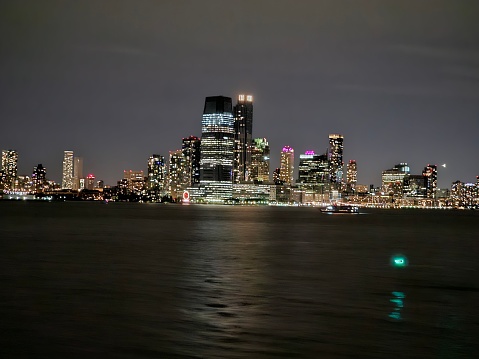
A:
[62, 150, 74, 189]
[1, 149, 18, 190]
[32, 164, 46, 193]
[346, 160, 357, 192]
[328, 134, 344, 190]
[297, 151, 329, 185]
[450, 180, 476, 208]
[147, 154, 166, 192]
[86, 174, 95, 190]
[233, 94, 253, 183]
[182, 136, 201, 185]
[200, 96, 235, 201]
[423, 164, 438, 199]
[250, 138, 270, 183]
[168, 149, 188, 200]
[279, 146, 294, 185]
[123, 170, 144, 195]
[73, 156, 83, 191]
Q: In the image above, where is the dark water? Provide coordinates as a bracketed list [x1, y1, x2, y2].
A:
[1, 201, 479, 358]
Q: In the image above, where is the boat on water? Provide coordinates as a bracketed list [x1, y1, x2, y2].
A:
[320, 204, 359, 214]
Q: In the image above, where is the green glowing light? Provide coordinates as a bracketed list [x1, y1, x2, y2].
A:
[391, 255, 408, 267]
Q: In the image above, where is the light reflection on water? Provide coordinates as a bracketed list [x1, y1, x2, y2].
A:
[389, 291, 405, 320]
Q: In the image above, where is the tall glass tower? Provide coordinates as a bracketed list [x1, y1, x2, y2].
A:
[168, 149, 188, 200]
[1, 149, 18, 190]
[279, 146, 294, 185]
[250, 138, 270, 183]
[73, 156, 83, 191]
[62, 150, 74, 189]
[147, 154, 165, 192]
[328, 134, 344, 189]
[346, 160, 357, 192]
[298, 151, 329, 185]
[233, 94, 253, 183]
[423, 164, 437, 199]
[182, 135, 201, 185]
[32, 164, 47, 193]
[200, 96, 234, 201]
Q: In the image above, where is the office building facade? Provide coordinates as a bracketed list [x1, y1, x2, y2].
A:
[279, 146, 294, 185]
[423, 164, 438, 199]
[233, 94, 253, 183]
[182, 136, 201, 186]
[147, 154, 166, 192]
[32, 164, 46, 193]
[200, 96, 235, 201]
[298, 151, 329, 186]
[250, 138, 270, 183]
[123, 170, 145, 195]
[73, 156, 83, 191]
[382, 163, 410, 196]
[168, 149, 189, 200]
[328, 134, 344, 189]
[86, 174, 95, 190]
[403, 174, 426, 198]
[346, 160, 357, 192]
[1, 149, 18, 190]
[62, 150, 74, 189]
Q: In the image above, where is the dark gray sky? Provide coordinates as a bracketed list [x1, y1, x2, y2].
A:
[1, 0, 478, 187]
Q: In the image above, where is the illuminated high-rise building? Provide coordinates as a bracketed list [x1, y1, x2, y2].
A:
[451, 180, 477, 208]
[32, 164, 46, 193]
[273, 168, 281, 185]
[346, 160, 357, 192]
[73, 157, 83, 191]
[382, 163, 410, 196]
[123, 170, 144, 195]
[250, 138, 270, 183]
[168, 149, 189, 200]
[86, 174, 95, 190]
[200, 96, 234, 201]
[233, 94, 253, 183]
[62, 150, 74, 189]
[182, 136, 201, 185]
[403, 174, 426, 197]
[423, 164, 437, 199]
[279, 146, 294, 185]
[298, 151, 329, 185]
[1, 149, 18, 190]
[147, 154, 166, 191]
[328, 134, 344, 189]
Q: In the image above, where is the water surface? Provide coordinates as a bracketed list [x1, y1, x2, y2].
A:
[1, 201, 478, 358]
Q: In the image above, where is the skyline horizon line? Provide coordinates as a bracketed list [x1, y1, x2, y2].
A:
[2, 145, 475, 190]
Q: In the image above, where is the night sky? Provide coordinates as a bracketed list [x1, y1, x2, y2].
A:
[1, 0, 478, 187]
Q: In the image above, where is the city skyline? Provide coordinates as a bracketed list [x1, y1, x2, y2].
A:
[1, 1, 478, 187]
[1, 135, 478, 208]
[2, 117, 479, 189]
